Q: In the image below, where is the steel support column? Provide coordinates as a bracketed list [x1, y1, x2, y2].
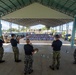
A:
[0, 16, 2, 39]
[18, 25, 20, 32]
[71, 17, 76, 47]
[22, 26, 24, 32]
[59, 26, 62, 32]
[55, 27, 56, 31]
[57, 26, 59, 32]
[61, 25, 63, 32]
[66, 23, 69, 34]
[9, 22, 12, 33]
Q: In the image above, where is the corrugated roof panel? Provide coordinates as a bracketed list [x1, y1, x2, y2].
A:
[0, 0, 74, 27]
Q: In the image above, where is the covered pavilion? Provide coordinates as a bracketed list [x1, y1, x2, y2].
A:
[0, 0, 76, 46]
[0, 0, 76, 75]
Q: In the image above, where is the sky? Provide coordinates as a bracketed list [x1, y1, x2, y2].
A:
[1, 20, 21, 30]
[1, 20, 73, 30]
[30, 24, 45, 29]
[1, 20, 46, 30]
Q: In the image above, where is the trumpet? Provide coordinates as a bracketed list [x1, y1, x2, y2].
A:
[34, 48, 39, 53]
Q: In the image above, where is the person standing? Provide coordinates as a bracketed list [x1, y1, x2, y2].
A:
[49, 34, 62, 70]
[0, 38, 5, 63]
[24, 39, 34, 75]
[10, 34, 21, 62]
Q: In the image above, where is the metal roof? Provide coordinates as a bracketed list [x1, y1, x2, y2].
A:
[3, 18, 73, 27]
[0, 0, 76, 17]
[0, 0, 75, 27]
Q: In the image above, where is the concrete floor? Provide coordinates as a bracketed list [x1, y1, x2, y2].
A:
[0, 40, 76, 75]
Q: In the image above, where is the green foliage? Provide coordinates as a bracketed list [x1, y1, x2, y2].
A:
[8, 28, 19, 32]
[41, 26, 47, 30]
[2, 27, 27, 32]
[20, 27, 27, 32]
[51, 29, 57, 33]
[2, 28, 19, 32]
[62, 31, 66, 38]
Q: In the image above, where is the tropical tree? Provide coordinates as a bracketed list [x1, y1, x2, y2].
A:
[41, 26, 47, 30]
[20, 27, 27, 32]
[7, 28, 19, 32]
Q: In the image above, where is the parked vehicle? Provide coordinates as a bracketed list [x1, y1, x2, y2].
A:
[64, 34, 71, 40]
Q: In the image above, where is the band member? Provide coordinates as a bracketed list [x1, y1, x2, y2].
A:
[50, 35, 62, 70]
[24, 39, 38, 75]
[10, 34, 21, 62]
[0, 38, 5, 63]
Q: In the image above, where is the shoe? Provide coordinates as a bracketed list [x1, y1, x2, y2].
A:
[0, 60, 5, 63]
[56, 67, 59, 70]
[29, 70, 33, 74]
[49, 66, 55, 70]
[73, 61, 76, 64]
[24, 72, 27, 75]
[15, 60, 21, 62]
[24, 71, 28, 75]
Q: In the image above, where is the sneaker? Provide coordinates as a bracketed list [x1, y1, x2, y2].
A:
[0, 60, 5, 63]
[29, 70, 33, 74]
[49, 66, 55, 70]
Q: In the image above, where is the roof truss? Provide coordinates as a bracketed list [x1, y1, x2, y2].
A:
[3, 18, 73, 27]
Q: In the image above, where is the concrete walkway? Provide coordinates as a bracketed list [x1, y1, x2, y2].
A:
[0, 41, 76, 75]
